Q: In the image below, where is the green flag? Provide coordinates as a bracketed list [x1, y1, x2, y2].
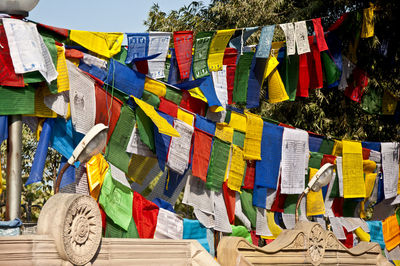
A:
[193, 31, 214, 79]
[240, 189, 257, 228]
[105, 216, 139, 238]
[206, 138, 230, 191]
[233, 52, 254, 104]
[229, 225, 252, 244]
[105, 105, 135, 173]
[135, 106, 155, 152]
[0, 85, 35, 115]
[99, 169, 133, 231]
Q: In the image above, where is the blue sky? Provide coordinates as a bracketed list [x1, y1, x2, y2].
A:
[28, 0, 211, 33]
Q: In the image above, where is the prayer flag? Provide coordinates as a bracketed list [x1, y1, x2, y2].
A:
[243, 112, 263, 160]
[0, 85, 35, 115]
[294, 21, 310, 55]
[208, 29, 235, 71]
[206, 138, 230, 191]
[229, 27, 258, 54]
[173, 31, 193, 80]
[86, 154, 109, 201]
[256, 25, 275, 58]
[361, 6, 375, 38]
[154, 111, 174, 171]
[342, 140, 366, 198]
[233, 52, 254, 104]
[193, 31, 214, 79]
[69, 30, 123, 58]
[227, 145, 246, 192]
[147, 32, 171, 79]
[192, 129, 213, 182]
[312, 18, 328, 52]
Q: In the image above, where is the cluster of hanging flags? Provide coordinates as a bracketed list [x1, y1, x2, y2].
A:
[2, 5, 400, 262]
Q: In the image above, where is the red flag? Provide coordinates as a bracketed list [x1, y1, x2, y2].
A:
[159, 97, 178, 118]
[312, 18, 329, 52]
[94, 85, 123, 145]
[344, 68, 368, 103]
[307, 36, 324, 90]
[38, 23, 69, 38]
[223, 182, 236, 224]
[226, 65, 236, 104]
[180, 90, 206, 116]
[173, 31, 193, 80]
[242, 160, 255, 189]
[0, 25, 24, 87]
[270, 176, 287, 213]
[132, 192, 159, 239]
[296, 54, 310, 98]
[192, 129, 213, 182]
[223, 47, 238, 65]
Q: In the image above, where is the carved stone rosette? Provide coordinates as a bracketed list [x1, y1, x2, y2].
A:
[37, 193, 102, 265]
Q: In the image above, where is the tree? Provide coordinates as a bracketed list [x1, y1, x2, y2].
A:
[144, 0, 400, 142]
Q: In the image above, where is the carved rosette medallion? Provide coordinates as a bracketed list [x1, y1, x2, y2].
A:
[63, 197, 102, 265]
[308, 224, 326, 265]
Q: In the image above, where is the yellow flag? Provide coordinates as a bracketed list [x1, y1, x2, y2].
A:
[188, 87, 208, 103]
[355, 227, 371, 242]
[56, 45, 70, 93]
[268, 68, 289, 103]
[270, 41, 285, 58]
[360, 160, 377, 218]
[342, 140, 366, 198]
[215, 123, 234, 143]
[382, 90, 398, 115]
[227, 145, 246, 192]
[25, 85, 57, 118]
[86, 154, 109, 201]
[207, 29, 236, 71]
[261, 56, 279, 88]
[127, 154, 158, 185]
[307, 168, 326, 216]
[132, 96, 180, 137]
[262, 211, 282, 239]
[144, 77, 166, 97]
[397, 164, 400, 195]
[177, 108, 195, 126]
[382, 215, 400, 251]
[361, 5, 374, 38]
[332, 140, 343, 156]
[243, 112, 263, 160]
[70, 30, 124, 58]
[228, 111, 247, 133]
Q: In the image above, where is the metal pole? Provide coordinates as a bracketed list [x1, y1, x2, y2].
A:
[6, 115, 22, 220]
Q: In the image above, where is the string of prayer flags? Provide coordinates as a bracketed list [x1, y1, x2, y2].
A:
[255, 122, 284, 189]
[280, 128, 309, 194]
[192, 129, 213, 182]
[193, 31, 214, 79]
[342, 140, 366, 198]
[166, 119, 193, 175]
[105, 59, 145, 99]
[69, 30, 123, 58]
[132, 192, 159, 239]
[98, 169, 133, 231]
[361, 5, 375, 38]
[382, 214, 400, 251]
[227, 144, 246, 192]
[207, 29, 235, 71]
[312, 18, 329, 52]
[256, 25, 275, 58]
[233, 51, 254, 104]
[154, 111, 174, 171]
[25, 118, 54, 186]
[133, 96, 180, 137]
[173, 31, 193, 80]
[243, 112, 263, 160]
[294, 21, 311, 55]
[104, 105, 135, 174]
[86, 154, 109, 201]
[147, 32, 171, 79]
[280, 23, 296, 55]
[381, 142, 400, 199]
[206, 138, 231, 191]
[0, 24, 24, 87]
[229, 27, 258, 55]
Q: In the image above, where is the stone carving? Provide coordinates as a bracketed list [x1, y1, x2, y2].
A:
[37, 193, 102, 265]
[217, 221, 392, 265]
